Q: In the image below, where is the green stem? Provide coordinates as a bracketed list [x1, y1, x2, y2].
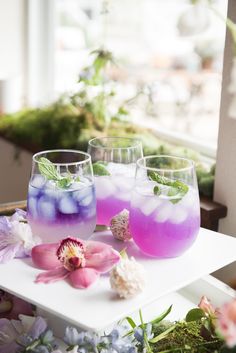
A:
[139, 310, 153, 353]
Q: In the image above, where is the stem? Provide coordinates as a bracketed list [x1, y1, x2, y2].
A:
[139, 310, 152, 353]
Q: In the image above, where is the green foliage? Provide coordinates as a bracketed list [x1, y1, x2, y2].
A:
[185, 308, 206, 322]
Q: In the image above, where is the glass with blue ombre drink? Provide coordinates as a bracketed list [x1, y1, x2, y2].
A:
[27, 150, 96, 243]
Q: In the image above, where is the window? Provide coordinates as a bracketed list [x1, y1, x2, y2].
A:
[28, 0, 228, 157]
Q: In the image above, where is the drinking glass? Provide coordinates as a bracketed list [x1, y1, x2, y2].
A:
[27, 149, 96, 243]
[129, 155, 200, 257]
[88, 137, 143, 225]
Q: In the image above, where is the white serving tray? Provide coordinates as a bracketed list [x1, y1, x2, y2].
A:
[0, 227, 236, 332]
[44, 275, 236, 352]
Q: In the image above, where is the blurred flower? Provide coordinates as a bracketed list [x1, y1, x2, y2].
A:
[110, 253, 145, 299]
[177, 3, 210, 36]
[0, 290, 33, 319]
[0, 209, 41, 264]
[198, 295, 216, 317]
[32, 237, 120, 289]
[216, 299, 236, 348]
[0, 315, 58, 353]
[110, 209, 132, 242]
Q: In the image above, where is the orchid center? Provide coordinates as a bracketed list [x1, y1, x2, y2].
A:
[56, 237, 86, 271]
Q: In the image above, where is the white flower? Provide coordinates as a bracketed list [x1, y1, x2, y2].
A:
[110, 256, 145, 299]
[110, 209, 132, 242]
[10, 221, 40, 254]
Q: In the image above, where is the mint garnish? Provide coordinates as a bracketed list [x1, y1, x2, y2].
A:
[38, 157, 73, 188]
[92, 162, 110, 176]
[149, 171, 188, 204]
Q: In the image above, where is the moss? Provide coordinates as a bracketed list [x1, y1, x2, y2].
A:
[151, 321, 222, 353]
[0, 103, 216, 198]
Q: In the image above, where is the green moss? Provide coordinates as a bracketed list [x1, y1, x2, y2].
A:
[0, 102, 216, 198]
[151, 321, 222, 353]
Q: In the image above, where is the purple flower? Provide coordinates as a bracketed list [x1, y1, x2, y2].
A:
[0, 209, 40, 264]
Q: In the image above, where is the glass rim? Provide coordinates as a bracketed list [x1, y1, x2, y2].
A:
[33, 149, 91, 166]
[136, 155, 195, 173]
[88, 136, 142, 150]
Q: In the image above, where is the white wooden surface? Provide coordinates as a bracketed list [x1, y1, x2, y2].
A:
[0, 228, 236, 332]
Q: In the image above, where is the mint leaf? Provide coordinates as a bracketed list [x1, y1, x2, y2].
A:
[153, 185, 161, 195]
[92, 162, 110, 176]
[38, 157, 73, 188]
[57, 177, 72, 188]
[168, 180, 189, 204]
[185, 308, 205, 322]
[149, 171, 188, 203]
[38, 157, 61, 181]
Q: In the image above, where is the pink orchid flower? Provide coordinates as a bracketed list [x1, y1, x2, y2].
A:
[216, 299, 236, 348]
[32, 237, 120, 289]
[198, 295, 216, 317]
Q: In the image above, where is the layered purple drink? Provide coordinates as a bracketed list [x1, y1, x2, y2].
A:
[27, 150, 96, 243]
[129, 155, 200, 258]
[94, 163, 136, 225]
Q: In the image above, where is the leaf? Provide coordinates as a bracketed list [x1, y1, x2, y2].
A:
[185, 308, 205, 322]
[149, 171, 189, 204]
[56, 177, 72, 188]
[38, 157, 72, 189]
[126, 316, 136, 329]
[154, 185, 161, 195]
[149, 324, 176, 343]
[38, 157, 60, 181]
[151, 305, 172, 326]
[92, 162, 111, 176]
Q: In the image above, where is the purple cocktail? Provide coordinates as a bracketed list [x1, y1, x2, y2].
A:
[27, 150, 96, 243]
[94, 163, 136, 225]
[129, 156, 200, 257]
[88, 137, 143, 226]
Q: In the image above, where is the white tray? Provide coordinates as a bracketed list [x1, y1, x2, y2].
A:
[0, 227, 236, 332]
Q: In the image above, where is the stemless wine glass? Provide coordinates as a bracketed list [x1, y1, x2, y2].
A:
[88, 136, 143, 225]
[129, 155, 200, 258]
[27, 149, 96, 243]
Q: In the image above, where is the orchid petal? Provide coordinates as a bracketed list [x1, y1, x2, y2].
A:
[85, 241, 120, 273]
[35, 267, 69, 284]
[69, 268, 99, 289]
[10, 209, 27, 222]
[32, 243, 60, 270]
[0, 243, 20, 264]
[0, 217, 11, 235]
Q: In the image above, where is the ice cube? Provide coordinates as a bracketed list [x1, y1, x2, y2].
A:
[58, 196, 78, 214]
[169, 207, 188, 224]
[106, 162, 136, 177]
[112, 176, 134, 192]
[27, 197, 38, 218]
[94, 177, 116, 199]
[31, 174, 46, 189]
[140, 197, 161, 216]
[116, 193, 131, 202]
[38, 196, 56, 221]
[79, 194, 93, 207]
[155, 202, 173, 223]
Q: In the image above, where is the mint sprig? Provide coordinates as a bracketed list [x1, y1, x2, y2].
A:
[38, 157, 73, 188]
[92, 162, 110, 176]
[149, 171, 188, 204]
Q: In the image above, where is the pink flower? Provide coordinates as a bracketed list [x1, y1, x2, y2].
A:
[198, 296, 216, 317]
[217, 299, 236, 348]
[32, 237, 120, 289]
[0, 290, 33, 319]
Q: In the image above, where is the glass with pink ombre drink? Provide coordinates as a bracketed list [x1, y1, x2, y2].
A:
[129, 155, 200, 258]
[27, 150, 96, 243]
[88, 137, 143, 226]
